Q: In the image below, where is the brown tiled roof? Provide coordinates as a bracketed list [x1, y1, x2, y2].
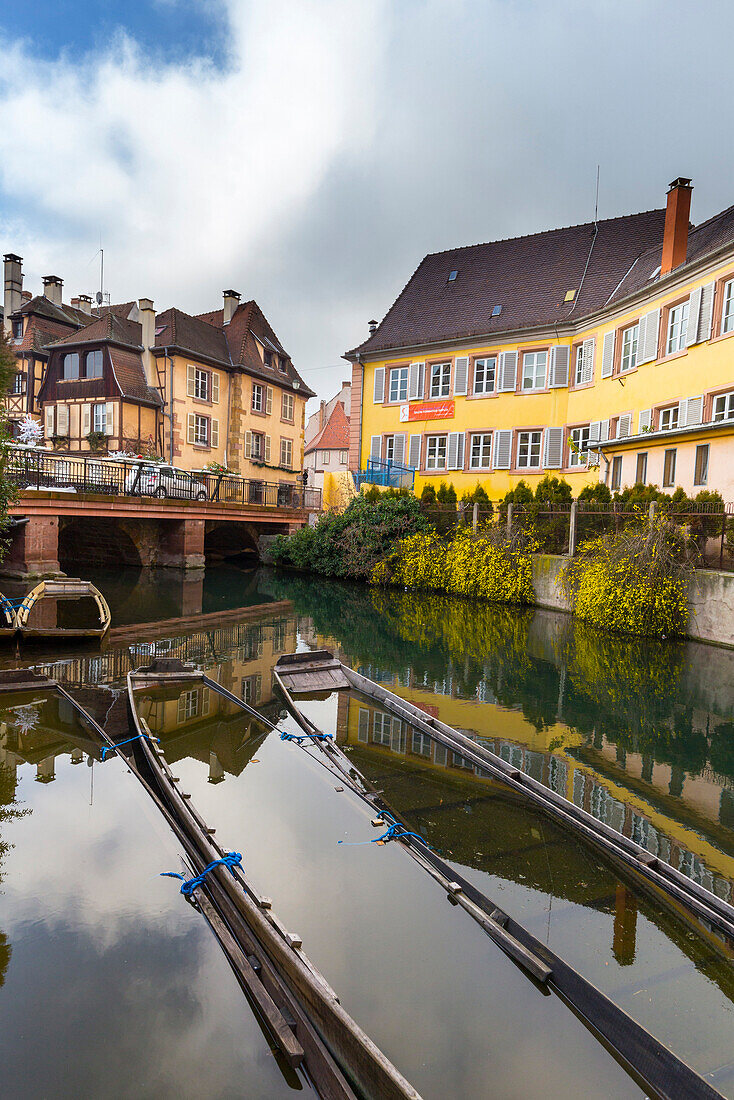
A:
[154, 307, 231, 366]
[49, 312, 143, 349]
[609, 202, 734, 304]
[109, 347, 163, 406]
[18, 295, 91, 328]
[96, 301, 136, 319]
[305, 402, 350, 454]
[15, 315, 74, 357]
[347, 209, 668, 357]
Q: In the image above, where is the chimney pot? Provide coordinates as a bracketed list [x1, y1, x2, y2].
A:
[661, 177, 693, 276]
[138, 298, 157, 386]
[368, 319, 378, 335]
[223, 289, 241, 326]
[3, 253, 23, 336]
[42, 275, 63, 307]
[77, 294, 92, 315]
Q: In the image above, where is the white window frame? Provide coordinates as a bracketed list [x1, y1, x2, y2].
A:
[389, 366, 409, 403]
[568, 425, 590, 468]
[194, 414, 209, 446]
[280, 438, 293, 468]
[663, 448, 677, 488]
[385, 435, 395, 463]
[666, 301, 689, 355]
[252, 383, 264, 413]
[429, 362, 451, 398]
[574, 344, 585, 386]
[194, 367, 209, 401]
[281, 392, 294, 421]
[426, 435, 447, 470]
[694, 443, 709, 487]
[12, 372, 24, 395]
[85, 349, 103, 379]
[473, 356, 496, 395]
[620, 324, 639, 372]
[521, 350, 547, 391]
[611, 455, 623, 490]
[722, 279, 734, 335]
[339, 450, 348, 464]
[659, 405, 679, 431]
[251, 431, 264, 460]
[713, 391, 734, 422]
[92, 403, 107, 433]
[517, 430, 542, 469]
[469, 433, 492, 469]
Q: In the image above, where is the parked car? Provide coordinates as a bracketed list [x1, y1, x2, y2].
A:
[125, 464, 208, 501]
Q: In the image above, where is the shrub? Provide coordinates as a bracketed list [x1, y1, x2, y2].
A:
[436, 481, 457, 505]
[420, 484, 436, 505]
[578, 482, 611, 504]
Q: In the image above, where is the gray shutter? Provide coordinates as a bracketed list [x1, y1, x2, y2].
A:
[588, 421, 601, 444]
[373, 367, 385, 403]
[453, 356, 469, 396]
[543, 427, 564, 469]
[677, 398, 688, 427]
[493, 429, 513, 469]
[408, 361, 424, 400]
[393, 433, 406, 464]
[370, 435, 381, 459]
[549, 346, 569, 388]
[357, 708, 369, 743]
[601, 331, 615, 378]
[685, 394, 703, 426]
[617, 414, 632, 438]
[599, 419, 610, 442]
[447, 431, 464, 470]
[686, 287, 702, 348]
[581, 338, 595, 384]
[638, 409, 652, 433]
[498, 351, 518, 392]
[639, 308, 660, 363]
[408, 434, 421, 469]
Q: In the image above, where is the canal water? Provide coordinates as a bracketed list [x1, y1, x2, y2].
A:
[1, 564, 733, 1098]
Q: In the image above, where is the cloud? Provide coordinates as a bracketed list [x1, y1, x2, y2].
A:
[1, 0, 734, 401]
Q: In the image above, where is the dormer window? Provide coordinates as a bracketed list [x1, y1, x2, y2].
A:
[62, 352, 80, 380]
[264, 350, 273, 368]
[11, 319, 23, 341]
[85, 349, 103, 378]
[278, 356, 287, 372]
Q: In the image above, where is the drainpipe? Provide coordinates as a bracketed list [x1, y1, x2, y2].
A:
[158, 347, 174, 463]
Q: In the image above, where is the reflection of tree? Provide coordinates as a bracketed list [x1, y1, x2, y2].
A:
[0, 762, 31, 990]
[710, 723, 734, 779]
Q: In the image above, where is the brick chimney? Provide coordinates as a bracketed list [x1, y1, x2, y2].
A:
[223, 289, 240, 325]
[42, 275, 63, 306]
[3, 253, 22, 336]
[77, 294, 92, 315]
[661, 178, 692, 276]
[138, 298, 157, 386]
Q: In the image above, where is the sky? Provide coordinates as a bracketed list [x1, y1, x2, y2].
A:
[0, 0, 733, 407]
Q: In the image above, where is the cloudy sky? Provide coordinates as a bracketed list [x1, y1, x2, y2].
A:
[0, 0, 731, 405]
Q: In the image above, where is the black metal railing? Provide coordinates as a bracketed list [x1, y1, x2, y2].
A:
[6, 448, 322, 512]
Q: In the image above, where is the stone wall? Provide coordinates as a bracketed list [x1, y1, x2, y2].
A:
[531, 553, 734, 649]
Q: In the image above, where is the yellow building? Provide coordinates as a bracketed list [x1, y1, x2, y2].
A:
[346, 178, 734, 499]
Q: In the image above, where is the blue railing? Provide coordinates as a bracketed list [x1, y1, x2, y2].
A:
[354, 458, 415, 490]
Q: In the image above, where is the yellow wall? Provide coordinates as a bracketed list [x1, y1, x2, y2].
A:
[357, 256, 734, 497]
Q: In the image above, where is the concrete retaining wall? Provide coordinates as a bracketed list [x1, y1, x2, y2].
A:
[531, 553, 734, 649]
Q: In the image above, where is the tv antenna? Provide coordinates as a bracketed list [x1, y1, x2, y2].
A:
[594, 165, 600, 227]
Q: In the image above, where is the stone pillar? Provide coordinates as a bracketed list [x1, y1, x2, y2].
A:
[180, 574, 204, 615]
[2, 516, 63, 578]
[158, 518, 205, 570]
[612, 884, 637, 966]
[568, 500, 578, 556]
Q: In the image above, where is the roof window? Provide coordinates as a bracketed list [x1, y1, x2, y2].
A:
[447, 270, 458, 283]
[155, 325, 167, 336]
[650, 265, 661, 280]
[564, 289, 576, 302]
[492, 305, 502, 317]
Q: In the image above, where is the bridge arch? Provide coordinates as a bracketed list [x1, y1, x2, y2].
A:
[204, 521, 261, 563]
[58, 517, 144, 569]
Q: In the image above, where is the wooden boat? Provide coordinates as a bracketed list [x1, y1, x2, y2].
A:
[14, 577, 111, 639]
[125, 657, 421, 1100]
[273, 650, 729, 1100]
[0, 592, 17, 636]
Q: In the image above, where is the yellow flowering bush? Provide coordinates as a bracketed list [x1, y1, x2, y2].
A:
[371, 528, 534, 605]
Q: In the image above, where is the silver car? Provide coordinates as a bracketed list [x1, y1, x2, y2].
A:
[125, 464, 208, 501]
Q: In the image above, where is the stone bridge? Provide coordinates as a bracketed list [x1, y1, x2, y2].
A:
[4, 490, 314, 578]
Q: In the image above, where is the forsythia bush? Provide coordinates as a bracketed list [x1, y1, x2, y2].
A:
[371, 528, 534, 605]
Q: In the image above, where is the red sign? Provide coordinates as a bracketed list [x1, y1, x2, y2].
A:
[400, 400, 454, 422]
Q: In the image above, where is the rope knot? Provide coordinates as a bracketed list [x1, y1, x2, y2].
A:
[160, 852, 242, 897]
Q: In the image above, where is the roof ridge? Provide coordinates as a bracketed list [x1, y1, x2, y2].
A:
[689, 200, 734, 238]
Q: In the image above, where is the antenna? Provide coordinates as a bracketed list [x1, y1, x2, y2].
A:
[99, 247, 104, 304]
[594, 165, 600, 227]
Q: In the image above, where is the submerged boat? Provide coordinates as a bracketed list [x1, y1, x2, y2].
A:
[0, 578, 111, 641]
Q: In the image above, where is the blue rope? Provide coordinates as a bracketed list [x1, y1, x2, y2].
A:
[100, 732, 160, 761]
[338, 811, 429, 848]
[160, 852, 242, 896]
[280, 731, 333, 744]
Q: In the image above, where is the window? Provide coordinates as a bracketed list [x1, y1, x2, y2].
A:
[178, 689, 199, 721]
[11, 319, 23, 341]
[663, 448, 677, 487]
[522, 351, 547, 391]
[339, 450, 348, 465]
[194, 414, 209, 446]
[251, 432, 264, 460]
[242, 675, 262, 705]
[194, 367, 209, 400]
[723, 279, 734, 335]
[426, 435, 447, 469]
[635, 452, 648, 484]
[473, 357, 496, 395]
[713, 391, 734, 421]
[517, 430, 542, 468]
[447, 270, 458, 283]
[694, 444, 709, 487]
[659, 405, 679, 431]
[385, 435, 395, 462]
[85, 349, 103, 378]
[412, 730, 432, 757]
[469, 433, 492, 469]
[280, 438, 293, 468]
[252, 383, 264, 413]
[319, 450, 328, 466]
[62, 352, 79, 380]
[272, 619, 288, 653]
[429, 362, 451, 398]
[278, 355, 287, 372]
[264, 350, 273, 368]
[92, 403, 107, 433]
[11, 372, 24, 395]
[281, 392, 294, 421]
[666, 301, 689, 355]
[620, 324, 639, 372]
[569, 426, 590, 468]
[389, 366, 409, 402]
[611, 455, 623, 490]
[574, 345, 585, 386]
